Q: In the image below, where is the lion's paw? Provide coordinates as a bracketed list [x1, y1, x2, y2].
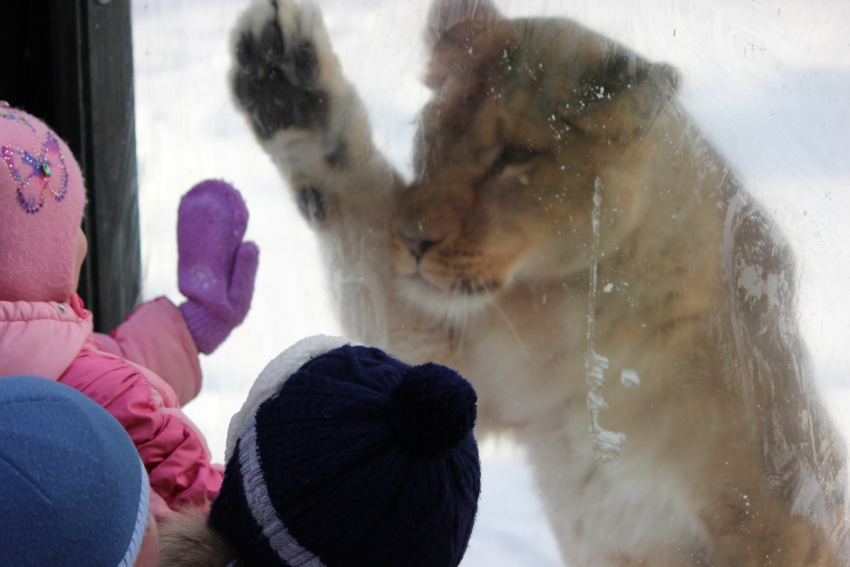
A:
[231, 0, 337, 139]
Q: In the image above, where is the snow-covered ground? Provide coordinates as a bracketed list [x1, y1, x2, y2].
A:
[132, 1, 850, 565]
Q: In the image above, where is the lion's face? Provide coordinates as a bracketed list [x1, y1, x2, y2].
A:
[391, 0, 679, 320]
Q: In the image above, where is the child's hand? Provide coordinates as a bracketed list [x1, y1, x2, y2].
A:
[177, 180, 259, 354]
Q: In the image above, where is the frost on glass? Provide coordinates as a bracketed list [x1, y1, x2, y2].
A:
[135, 0, 849, 565]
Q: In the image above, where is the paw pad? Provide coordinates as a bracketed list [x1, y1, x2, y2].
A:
[297, 186, 327, 223]
[232, 15, 326, 139]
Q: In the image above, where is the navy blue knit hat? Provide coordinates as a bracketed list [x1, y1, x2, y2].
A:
[0, 375, 150, 567]
[208, 335, 481, 567]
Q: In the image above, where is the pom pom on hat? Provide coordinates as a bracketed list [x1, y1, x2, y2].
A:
[0, 104, 87, 303]
[389, 362, 477, 455]
[0, 375, 150, 567]
[209, 336, 481, 567]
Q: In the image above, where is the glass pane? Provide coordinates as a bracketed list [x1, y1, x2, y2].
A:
[133, 0, 341, 454]
[133, 0, 849, 564]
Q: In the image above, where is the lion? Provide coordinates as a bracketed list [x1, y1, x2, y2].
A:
[227, 0, 849, 564]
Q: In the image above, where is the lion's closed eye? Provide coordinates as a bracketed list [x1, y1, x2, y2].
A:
[488, 145, 539, 176]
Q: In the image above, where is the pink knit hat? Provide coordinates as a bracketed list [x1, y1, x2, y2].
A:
[0, 103, 86, 303]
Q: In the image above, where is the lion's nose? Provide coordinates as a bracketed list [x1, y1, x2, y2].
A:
[395, 191, 465, 261]
[399, 232, 440, 261]
[396, 208, 457, 261]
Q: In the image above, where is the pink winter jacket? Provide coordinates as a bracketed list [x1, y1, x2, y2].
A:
[0, 295, 223, 519]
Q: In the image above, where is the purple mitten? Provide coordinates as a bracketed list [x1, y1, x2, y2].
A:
[178, 179, 259, 354]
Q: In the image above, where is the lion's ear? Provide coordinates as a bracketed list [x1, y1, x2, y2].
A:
[424, 0, 514, 91]
[563, 52, 680, 141]
[426, 0, 501, 46]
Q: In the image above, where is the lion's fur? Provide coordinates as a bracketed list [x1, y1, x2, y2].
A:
[227, 0, 849, 565]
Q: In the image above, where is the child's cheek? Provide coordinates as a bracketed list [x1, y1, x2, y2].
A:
[72, 226, 87, 293]
[134, 513, 159, 567]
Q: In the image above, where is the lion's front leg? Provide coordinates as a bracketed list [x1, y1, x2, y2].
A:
[230, 0, 389, 178]
[230, 0, 406, 348]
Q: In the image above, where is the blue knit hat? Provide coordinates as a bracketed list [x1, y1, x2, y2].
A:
[208, 335, 481, 567]
[0, 376, 150, 567]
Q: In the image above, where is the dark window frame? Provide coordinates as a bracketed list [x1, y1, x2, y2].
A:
[0, 0, 141, 332]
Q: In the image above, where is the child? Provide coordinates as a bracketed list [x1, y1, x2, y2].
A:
[160, 335, 481, 567]
[0, 102, 259, 519]
[0, 375, 159, 567]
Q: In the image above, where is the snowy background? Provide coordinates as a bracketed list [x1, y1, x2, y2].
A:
[132, 1, 850, 564]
